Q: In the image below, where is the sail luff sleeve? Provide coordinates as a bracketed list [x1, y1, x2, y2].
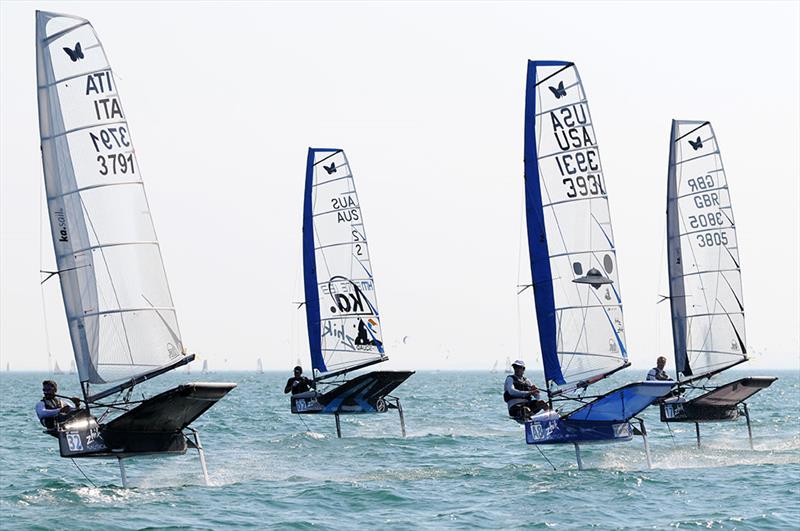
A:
[303, 148, 325, 374]
[667, 119, 690, 377]
[524, 60, 564, 386]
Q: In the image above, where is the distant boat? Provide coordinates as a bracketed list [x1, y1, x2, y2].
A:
[291, 148, 414, 437]
[257, 358, 264, 374]
[491, 360, 498, 374]
[201, 360, 208, 375]
[53, 361, 63, 375]
[35, 10, 235, 487]
[69, 360, 76, 375]
[659, 120, 776, 448]
[519, 60, 672, 469]
[5, 362, 8, 372]
[504, 357, 512, 373]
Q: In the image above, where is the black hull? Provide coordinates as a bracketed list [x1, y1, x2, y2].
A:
[292, 371, 414, 414]
[660, 377, 776, 423]
[58, 382, 236, 458]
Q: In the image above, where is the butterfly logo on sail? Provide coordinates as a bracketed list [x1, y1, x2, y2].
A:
[63, 42, 84, 62]
[548, 81, 567, 99]
[323, 162, 337, 175]
[688, 137, 703, 151]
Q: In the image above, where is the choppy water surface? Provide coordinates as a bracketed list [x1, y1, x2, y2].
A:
[1, 370, 798, 529]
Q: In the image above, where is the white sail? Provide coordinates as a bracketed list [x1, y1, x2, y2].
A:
[667, 120, 747, 379]
[201, 360, 208, 375]
[303, 149, 386, 378]
[524, 61, 628, 389]
[256, 358, 263, 374]
[36, 11, 185, 386]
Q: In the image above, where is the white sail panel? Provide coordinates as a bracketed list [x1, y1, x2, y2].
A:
[525, 62, 627, 389]
[36, 11, 184, 385]
[305, 149, 386, 377]
[667, 120, 746, 379]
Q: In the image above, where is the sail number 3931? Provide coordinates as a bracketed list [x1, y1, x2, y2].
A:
[563, 174, 605, 198]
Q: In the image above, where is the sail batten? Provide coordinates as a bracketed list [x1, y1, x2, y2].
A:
[303, 148, 386, 378]
[667, 120, 747, 380]
[523, 60, 628, 390]
[36, 10, 187, 387]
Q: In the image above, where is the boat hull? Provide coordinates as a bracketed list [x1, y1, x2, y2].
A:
[292, 370, 414, 414]
[660, 376, 777, 423]
[525, 413, 633, 444]
[57, 382, 236, 458]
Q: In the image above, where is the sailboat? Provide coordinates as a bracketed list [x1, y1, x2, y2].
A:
[256, 358, 264, 374]
[35, 11, 235, 486]
[292, 148, 414, 437]
[504, 357, 512, 374]
[69, 360, 76, 374]
[201, 360, 208, 375]
[53, 361, 64, 374]
[519, 61, 673, 469]
[659, 120, 776, 448]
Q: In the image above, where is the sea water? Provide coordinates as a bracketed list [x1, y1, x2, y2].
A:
[0, 369, 798, 530]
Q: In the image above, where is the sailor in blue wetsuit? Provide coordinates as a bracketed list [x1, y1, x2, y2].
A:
[646, 356, 673, 381]
[284, 366, 317, 395]
[35, 380, 80, 431]
[504, 360, 548, 420]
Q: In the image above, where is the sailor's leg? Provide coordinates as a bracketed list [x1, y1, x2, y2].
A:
[193, 430, 211, 486]
[574, 443, 584, 471]
[639, 419, 652, 470]
[117, 457, 129, 488]
[335, 413, 342, 438]
[695, 422, 701, 449]
[396, 398, 407, 438]
[743, 403, 754, 450]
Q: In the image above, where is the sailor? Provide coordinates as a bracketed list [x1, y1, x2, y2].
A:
[284, 366, 317, 395]
[646, 356, 673, 381]
[35, 380, 80, 431]
[504, 360, 548, 420]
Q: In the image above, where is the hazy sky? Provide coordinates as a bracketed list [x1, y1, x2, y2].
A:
[1, 1, 798, 374]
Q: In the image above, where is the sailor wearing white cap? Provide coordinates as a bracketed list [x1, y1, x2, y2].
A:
[503, 360, 548, 420]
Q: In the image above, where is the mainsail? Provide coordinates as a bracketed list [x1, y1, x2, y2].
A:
[523, 61, 628, 391]
[36, 11, 186, 388]
[303, 149, 386, 379]
[667, 120, 747, 379]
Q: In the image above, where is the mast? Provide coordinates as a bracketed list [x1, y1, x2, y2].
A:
[302, 148, 387, 381]
[523, 60, 628, 395]
[36, 11, 189, 396]
[666, 120, 747, 381]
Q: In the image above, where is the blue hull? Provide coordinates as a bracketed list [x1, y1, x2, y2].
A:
[525, 417, 633, 445]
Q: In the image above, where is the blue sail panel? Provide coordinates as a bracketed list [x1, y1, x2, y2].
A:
[303, 148, 325, 374]
[524, 60, 566, 386]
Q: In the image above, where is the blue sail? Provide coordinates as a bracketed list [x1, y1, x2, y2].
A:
[523, 60, 628, 391]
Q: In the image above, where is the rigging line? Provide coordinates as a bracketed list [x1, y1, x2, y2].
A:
[70, 458, 97, 488]
[312, 149, 343, 166]
[39, 168, 55, 374]
[534, 62, 575, 86]
[674, 121, 711, 142]
[534, 444, 557, 471]
[78, 194, 136, 365]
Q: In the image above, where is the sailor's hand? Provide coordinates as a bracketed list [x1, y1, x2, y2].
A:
[71, 396, 81, 407]
[59, 405, 71, 413]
